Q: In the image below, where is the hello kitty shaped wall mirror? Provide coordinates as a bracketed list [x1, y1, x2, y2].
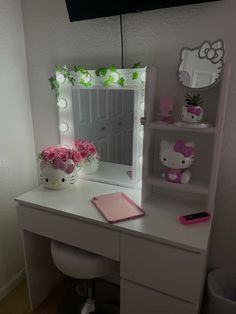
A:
[178, 39, 225, 89]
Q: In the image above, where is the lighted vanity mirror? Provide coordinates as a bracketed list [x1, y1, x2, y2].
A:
[56, 67, 146, 188]
[178, 39, 225, 89]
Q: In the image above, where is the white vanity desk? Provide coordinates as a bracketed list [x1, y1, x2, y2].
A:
[16, 179, 211, 314]
[16, 59, 229, 313]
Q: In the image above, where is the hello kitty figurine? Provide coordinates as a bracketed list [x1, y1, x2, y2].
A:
[40, 159, 78, 190]
[160, 140, 195, 184]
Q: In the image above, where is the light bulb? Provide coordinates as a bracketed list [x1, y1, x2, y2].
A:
[111, 72, 119, 82]
[57, 98, 67, 109]
[60, 122, 69, 132]
[56, 73, 65, 83]
[81, 73, 92, 83]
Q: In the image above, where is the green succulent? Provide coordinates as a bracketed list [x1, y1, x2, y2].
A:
[185, 93, 204, 107]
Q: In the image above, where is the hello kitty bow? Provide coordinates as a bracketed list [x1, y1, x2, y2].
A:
[174, 140, 193, 158]
[52, 158, 75, 174]
[198, 40, 225, 64]
[187, 106, 202, 116]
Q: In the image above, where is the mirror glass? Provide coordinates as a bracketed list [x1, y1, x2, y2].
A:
[72, 89, 134, 166]
[71, 88, 136, 187]
[178, 39, 225, 89]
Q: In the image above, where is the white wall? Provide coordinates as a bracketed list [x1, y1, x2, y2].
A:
[22, 0, 236, 268]
[0, 0, 37, 298]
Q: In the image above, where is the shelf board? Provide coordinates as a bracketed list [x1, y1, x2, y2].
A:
[148, 121, 216, 134]
[146, 174, 209, 195]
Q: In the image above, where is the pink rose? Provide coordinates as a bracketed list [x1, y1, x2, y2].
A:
[75, 139, 83, 149]
[41, 150, 49, 160]
[41, 149, 56, 161]
[60, 152, 69, 161]
[80, 150, 88, 159]
[70, 150, 81, 163]
[81, 142, 88, 150]
[47, 152, 57, 161]
[88, 145, 96, 155]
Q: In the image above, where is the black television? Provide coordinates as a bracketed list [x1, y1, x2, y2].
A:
[65, 0, 220, 22]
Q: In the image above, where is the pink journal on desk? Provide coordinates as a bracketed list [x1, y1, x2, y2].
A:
[91, 192, 145, 223]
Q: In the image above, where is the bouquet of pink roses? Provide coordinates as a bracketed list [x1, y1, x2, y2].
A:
[74, 139, 100, 168]
[39, 146, 81, 174]
[39, 140, 99, 174]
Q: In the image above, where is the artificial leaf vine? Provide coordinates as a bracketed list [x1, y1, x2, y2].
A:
[55, 65, 75, 86]
[49, 76, 59, 90]
[132, 62, 141, 80]
[74, 66, 92, 87]
[49, 63, 143, 93]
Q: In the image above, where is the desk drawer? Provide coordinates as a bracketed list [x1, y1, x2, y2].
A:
[121, 280, 197, 314]
[17, 205, 120, 261]
[121, 234, 206, 303]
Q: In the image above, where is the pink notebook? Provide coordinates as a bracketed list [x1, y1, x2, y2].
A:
[91, 192, 145, 223]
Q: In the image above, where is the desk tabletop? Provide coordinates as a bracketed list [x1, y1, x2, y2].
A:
[16, 180, 212, 254]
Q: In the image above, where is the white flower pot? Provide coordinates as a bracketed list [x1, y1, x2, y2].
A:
[79, 159, 99, 175]
[182, 105, 203, 123]
[40, 161, 78, 190]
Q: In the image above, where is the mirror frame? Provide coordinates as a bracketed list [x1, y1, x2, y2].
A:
[177, 39, 225, 90]
[56, 67, 146, 188]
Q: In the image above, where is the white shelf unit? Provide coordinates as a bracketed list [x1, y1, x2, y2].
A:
[148, 121, 217, 134]
[146, 175, 209, 196]
[142, 64, 231, 216]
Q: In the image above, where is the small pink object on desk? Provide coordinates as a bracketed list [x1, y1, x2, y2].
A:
[91, 192, 145, 223]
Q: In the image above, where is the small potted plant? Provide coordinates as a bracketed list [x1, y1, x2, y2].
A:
[182, 93, 204, 123]
[74, 139, 100, 175]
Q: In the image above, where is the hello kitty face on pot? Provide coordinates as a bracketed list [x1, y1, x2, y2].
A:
[40, 159, 78, 190]
[182, 105, 203, 123]
[160, 140, 195, 169]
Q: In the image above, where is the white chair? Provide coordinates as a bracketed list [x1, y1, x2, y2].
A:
[51, 240, 119, 314]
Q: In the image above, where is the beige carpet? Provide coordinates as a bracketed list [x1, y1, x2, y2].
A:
[0, 280, 69, 314]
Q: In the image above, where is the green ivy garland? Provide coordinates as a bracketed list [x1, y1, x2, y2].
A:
[49, 62, 142, 94]
[132, 62, 141, 80]
[74, 66, 92, 87]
